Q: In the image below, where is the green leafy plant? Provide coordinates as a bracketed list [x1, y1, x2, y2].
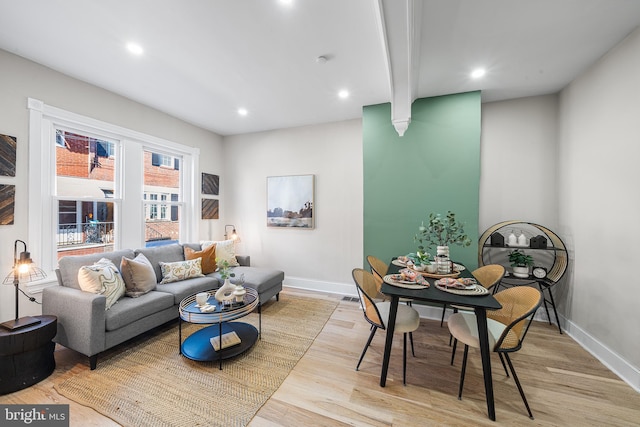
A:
[216, 258, 236, 280]
[508, 249, 534, 267]
[406, 250, 431, 266]
[415, 211, 472, 253]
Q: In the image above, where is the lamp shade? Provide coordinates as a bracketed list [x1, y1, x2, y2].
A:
[224, 224, 241, 243]
[1, 240, 47, 330]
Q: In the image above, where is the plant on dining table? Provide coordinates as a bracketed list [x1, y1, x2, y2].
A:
[406, 250, 431, 266]
[415, 211, 472, 253]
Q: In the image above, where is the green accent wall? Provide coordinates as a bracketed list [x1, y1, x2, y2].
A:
[363, 91, 481, 269]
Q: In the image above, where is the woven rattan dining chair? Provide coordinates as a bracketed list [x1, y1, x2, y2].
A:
[440, 264, 505, 326]
[352, 268, 420, 385]
[447, 286, 542, 419]
[367, 255, 412, 306]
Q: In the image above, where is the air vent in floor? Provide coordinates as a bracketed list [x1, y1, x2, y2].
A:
[341, 296, 359, 302]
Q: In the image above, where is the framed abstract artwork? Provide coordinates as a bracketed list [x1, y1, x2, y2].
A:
[0, 134, 17, 177]
[201, 173, 219, 195]
[0, 184, 15, 225]
[267, 174, 314, 229]
[202, 198, 219, 219]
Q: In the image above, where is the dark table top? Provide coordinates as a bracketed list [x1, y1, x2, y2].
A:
[382, 261, 502, 310]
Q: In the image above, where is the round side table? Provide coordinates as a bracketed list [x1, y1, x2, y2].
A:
[0, 315, 57, 395]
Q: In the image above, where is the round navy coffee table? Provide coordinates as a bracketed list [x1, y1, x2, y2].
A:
[178, 288, 259, 369]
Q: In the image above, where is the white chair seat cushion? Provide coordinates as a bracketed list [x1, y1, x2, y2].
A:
[376, 301, 420, 333]
[448, 311, 506, 350]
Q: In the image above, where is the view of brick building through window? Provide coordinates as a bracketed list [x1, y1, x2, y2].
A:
[56, 130, 181, 258]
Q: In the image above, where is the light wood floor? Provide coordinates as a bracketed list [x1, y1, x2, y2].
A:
[2, 288, 639, 426]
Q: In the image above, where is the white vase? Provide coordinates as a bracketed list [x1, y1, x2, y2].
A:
[436, 246, 451, 274]
[233, 286, 246, 303]
[215, 278, 236, 303]
[512, 266, 530, 278]
[517, 231, 527, 246]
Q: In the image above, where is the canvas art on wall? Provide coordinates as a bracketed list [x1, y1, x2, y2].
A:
[267, 175, 314, 229]
[201, 173, 219, 195]
[0, 184, 15, 225]
[202, 198, 219, 219]
[0, 134, 17, 177]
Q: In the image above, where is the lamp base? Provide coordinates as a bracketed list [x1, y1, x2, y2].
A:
[0, 316, 41, 331]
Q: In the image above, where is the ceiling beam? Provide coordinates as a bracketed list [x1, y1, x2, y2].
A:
[375, 0, 422, 137]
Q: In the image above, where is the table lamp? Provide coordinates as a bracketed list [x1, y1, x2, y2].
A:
[1, 239, 47, 330]
[224, 224, 241, 243]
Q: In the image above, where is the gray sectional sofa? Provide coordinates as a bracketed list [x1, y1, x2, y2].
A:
[42, 243, 284, 369]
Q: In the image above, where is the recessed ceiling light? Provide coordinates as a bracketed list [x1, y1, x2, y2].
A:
[126, 42, 144, 56]
[279, 0, 293, 5]
[338, 90, 349, 99]
[471, 68, 486, 79]
[238, 108, 248, 116]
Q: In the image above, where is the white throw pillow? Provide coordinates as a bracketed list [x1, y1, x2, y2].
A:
[201, 239, 239, 267]
[77, 258, 126, 310]
[159, 258, 204, 284]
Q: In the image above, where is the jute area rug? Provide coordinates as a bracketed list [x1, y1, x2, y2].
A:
[55, 294, 338, 427]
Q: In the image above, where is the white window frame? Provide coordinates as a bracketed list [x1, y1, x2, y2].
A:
[27, 98, 199, 289]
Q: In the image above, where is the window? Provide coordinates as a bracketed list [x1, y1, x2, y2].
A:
[144, 149, 181, 246]
[28, 98, 199, 278]
[55, 129, 117, 255]
[151, 152, 177, 168]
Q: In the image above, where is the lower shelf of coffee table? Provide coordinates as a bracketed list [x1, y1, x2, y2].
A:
[181, 322, 258, 362]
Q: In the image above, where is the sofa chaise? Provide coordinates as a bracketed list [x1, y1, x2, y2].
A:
[42, 242, 284, 369]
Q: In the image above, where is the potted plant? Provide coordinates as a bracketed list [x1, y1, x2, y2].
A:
[216, 259, 236, 281]
[508, 249, 534, 278]
[415, 211, 472, 274]
[406, 250, 431, 270]
[214, 259, 236, 303]
[415, 211, 472, 252]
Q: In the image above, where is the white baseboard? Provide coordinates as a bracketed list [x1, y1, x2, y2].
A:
[283, 277, 357, 297]
[560, 315, 640, 393]
[284, 277, 640, 393]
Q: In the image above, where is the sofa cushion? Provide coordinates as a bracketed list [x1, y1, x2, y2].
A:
[154, 276, 218, 304]
[120, 253, 157, 297]
[105, 291, 174, 331]
[77, 258, 126, 310]
[201, 239, 239, 266]
[135, 244, 185, 283]
[184, 244, 216, 274]
[159, 259, 204, 284]
[209, 266, 284, 294]
[58, 249, 135, 290]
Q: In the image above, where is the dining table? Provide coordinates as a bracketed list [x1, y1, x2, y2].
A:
[380, 259, 502, 421]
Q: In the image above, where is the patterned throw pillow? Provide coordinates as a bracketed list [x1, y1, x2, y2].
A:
[159, 258, 204, 284]
[77, 258, 126, 310]
[184, 244, 216, 274]
[201, 239, 239, 267]
[120, 253, 157, 297]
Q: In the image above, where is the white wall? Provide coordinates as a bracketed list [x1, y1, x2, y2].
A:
[0, 49, 223, 323]
[479, 95, 559, 232]
[558, 27, 640, 387]
[223, 120, 363, 295]
[2, 27, 639, 389]
[223, 97, 559, 297]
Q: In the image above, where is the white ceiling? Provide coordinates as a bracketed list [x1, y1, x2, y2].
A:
[1, 0, 639, 136]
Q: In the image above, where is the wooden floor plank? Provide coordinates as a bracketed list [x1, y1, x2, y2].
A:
[1, 288, 639, 426]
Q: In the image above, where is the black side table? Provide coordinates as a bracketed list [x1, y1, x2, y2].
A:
[0, 315, 57, 395]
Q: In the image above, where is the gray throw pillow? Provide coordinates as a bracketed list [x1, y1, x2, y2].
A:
[121, 253, 157, 297]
